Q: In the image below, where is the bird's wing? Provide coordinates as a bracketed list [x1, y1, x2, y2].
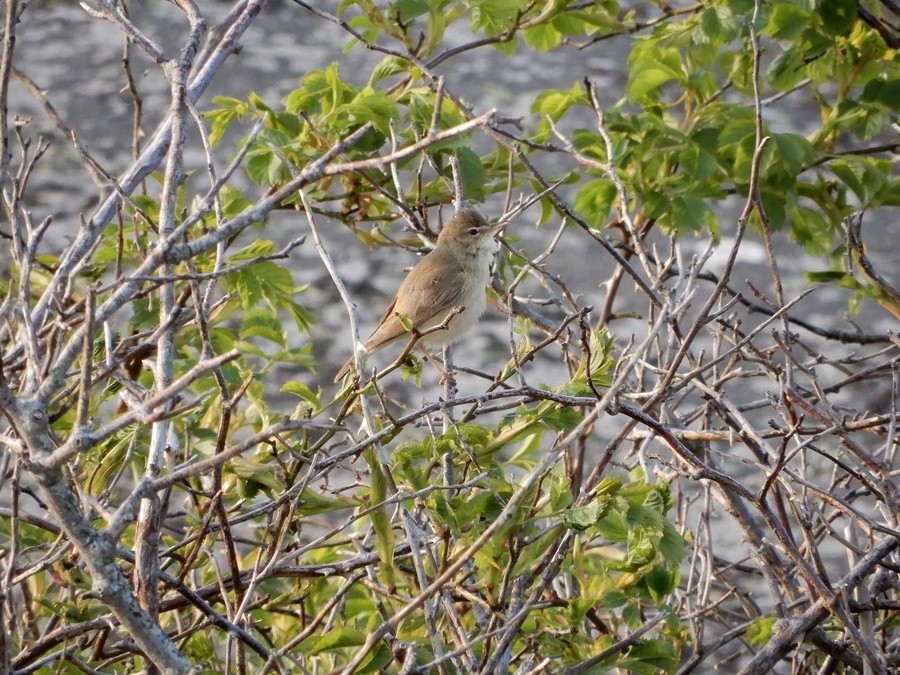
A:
[364, 251, 467, 351]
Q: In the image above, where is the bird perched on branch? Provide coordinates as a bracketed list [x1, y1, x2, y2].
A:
[335, 206, 503, 381]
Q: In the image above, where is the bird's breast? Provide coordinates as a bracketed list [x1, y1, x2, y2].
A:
[418, 246, 493, 347]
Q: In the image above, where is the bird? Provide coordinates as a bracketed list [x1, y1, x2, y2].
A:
[334, 206, 503, 381]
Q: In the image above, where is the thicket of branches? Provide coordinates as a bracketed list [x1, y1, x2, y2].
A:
[0, 0, 898, 673]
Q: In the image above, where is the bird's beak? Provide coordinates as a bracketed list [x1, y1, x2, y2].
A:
[489, 221, 507, 235]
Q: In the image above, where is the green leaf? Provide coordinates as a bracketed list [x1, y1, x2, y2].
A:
[574, 178, 617, 226]
[564, 500, 610, 531]
[246, 149, 287, 186]
[880, 178, 900, 207]
[356, 643, 394, 674]
[206, 108, 236, 147]
[698, 6, 722, 40]
[765, 3, 811, 40]
[806, 270, 852, 284]
[659, 522, 685, 565]
[541, 404, 583, 432]
[344, 87, 398, 135]
[524, 22, 562, 52]
[596, 507, 629, 542]
[456, 147, 487, 196]
[621, 600, 642, 627]
[642, 563, 678, 601]
[229, 239, 277, 261]
[369, 55, 407, 85]
[247, 91, 273, 113]
[767, 47, 807, 91]
[581, 327, 615, 385]
[458, 423, 491, 450]
[470, 0, 521, 36]
[718, 115, 756, 148]
[394, 0, 429, 22]
[36, 598, 107, 622]
[789, 206, 834, 256]
[295, 489, 356, 516]
[302, 626, 367, 654]
[759, 187, 788, 231]
[595, 474, 623, 497]
[855, 108, 887, 140]
[284, 62, 349, 115]
[281, 380, 321, 406]
[234, 262, 291, 305]
[627, 67, 674, 101]
[625, 528, 657, 567]
[227, 457, 282, 495]
[617, 639, 679, 673]
[531, 82, 588, 121]
[240, 308, 287, 346]
[699, 5, 740, 42]
[366, 448, 395, 584]
[680, 144, 718, 182]
[626, 45, 684, 101]
[746, 617, 778, 645]
[771, 133, 813, 175]
[829, 158, 867, 203]
[286, 300, 317, 334]
[818, 0, 857, 36]
[601, 588, 629, 609]
[550, 474, 574, 512]
[209, 96, 247, 110]
[860, 77, 900, 110]
[666, 194, 716, 236]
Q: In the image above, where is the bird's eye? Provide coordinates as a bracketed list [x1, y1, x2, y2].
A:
[468, 228, 479, 235]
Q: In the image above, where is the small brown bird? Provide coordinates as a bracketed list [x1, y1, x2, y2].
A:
[335, 207, 503, 381]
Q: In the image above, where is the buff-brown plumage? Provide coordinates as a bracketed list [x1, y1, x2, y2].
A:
[335, 207, 501, 381]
